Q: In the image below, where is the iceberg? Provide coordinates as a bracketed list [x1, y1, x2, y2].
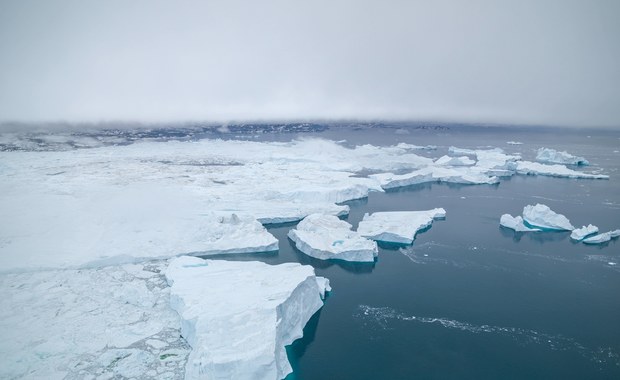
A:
[371, 166, 498, 189]
[288, 214, 378, 262]
[434, 155, 476, 166]
[357, 208, 446, 244]
[522, 204, 575, 231]
[570, 224, 599, 241]
[582, 230, 620, 245]
[536, 148, 589, 166]
[500, 214, 541, 232]
[165, 256, 330, 380]
[516, 161, 608, 179]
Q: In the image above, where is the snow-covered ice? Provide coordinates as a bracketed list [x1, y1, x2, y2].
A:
[165, 256, 330, 380]
[500, 214, 542, 232]
[522, 204, 575, 231]
[516, 161, 607, 179]
[582, 230, 620, 245]
[357, 208, 446, 244]
[570, 225, 599, 241]
[371, 166, 499, 189]
[536, 148, 589, 166]
[434, 155, 476, 166]
[288, 214, 378, 262]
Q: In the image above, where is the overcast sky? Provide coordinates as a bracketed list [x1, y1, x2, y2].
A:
[1, 0, 619, 127]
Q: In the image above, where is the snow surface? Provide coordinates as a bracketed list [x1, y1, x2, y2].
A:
[522, 204, 575, 231]
[500, 214, 542, 232]
[357, 208, 446, 244]
[288, 214, 378, 262]
[582, 230, 620, 245]
[165, 256, 330, 380]
[536, 148, 589, 166]
[0, 261, 188, 379]
[570, 225, 599, 241]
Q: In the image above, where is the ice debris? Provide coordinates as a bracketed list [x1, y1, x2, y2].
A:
[165, 256, 330, 380]
[570, 225, 599, 241]
[288, 214, 378, 262]
[357, 208, 446, 244]
[500, 214, 541, 232]
[582, 230, 620, 245]
[536, 148, 589, 166]
[522, 204, 575, 231]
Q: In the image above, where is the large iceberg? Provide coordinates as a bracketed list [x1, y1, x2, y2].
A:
[165, 256, 330, 380]
[570, 224, 599, 241]
[582, 230, 620, 245]
[371, 166, 498, 189]
[288, 214, 378, 262]
[536, 148, 589, 166]
[522, 204, 575, 231]
[434, 155, 475, 166]
[357, 208, 446, 244]
[500, 214, 541, 232]
[516, 161, 608, 179]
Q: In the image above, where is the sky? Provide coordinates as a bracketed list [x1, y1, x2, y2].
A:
[0, 0, 619, 128]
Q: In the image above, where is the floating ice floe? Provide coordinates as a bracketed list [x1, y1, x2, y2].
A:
[570, 225, 599, 241]
[499, 214, 541, 232]
[516, 161, 607, 179]
[434, 155, 476, 166]
[357, 208, 446, 244]
[371, 166, 499, 189]
[288, 214, 378, 262]
[165, 256, 330, 380]
[522, 204, 575, 231]
[582, 230, 620, 245]
[536, 148, 589, 166]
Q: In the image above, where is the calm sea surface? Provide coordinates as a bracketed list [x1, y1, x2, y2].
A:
[216, 125, 620, 379]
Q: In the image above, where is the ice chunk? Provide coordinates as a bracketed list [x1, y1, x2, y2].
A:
[165, 256, 330, 380]
[287, 214, 378, 262]
[357, 208, 446, 244]
[522, 204, 575, 231]
[536, 148, 589, 166]
[570, 224, 599, 241]
[371, 166, 498, 189]
[582, 230, 620, 245]
[516, 161, 608, 179]
[434, 155, 476, 166]
[500, 214, 541, 232]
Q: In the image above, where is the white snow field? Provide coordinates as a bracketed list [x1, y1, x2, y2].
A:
[288, 214, 378, 262]
[165, 256, 330, 380]
[522, 204, 575, 231]
[357, 208, 446, 244]
[570, 225, 600, 241]
[499, 214, 542, 232]
[536, 147, 589, 166]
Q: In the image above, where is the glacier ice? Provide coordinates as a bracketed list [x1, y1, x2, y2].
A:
[570, 224, 599, 241]
[522, 204, 575, 231]
[371, 166, 498, 189]
[536, 147, 589, 166]
[288, 214, 378, 262]
[165, 256, 330, 380]
[582, 230, 620, 245]
[516, 161, 607, 179]
[500, 214, 541, 232]
[434, 155, 476, 166]
[357, 208, 446, 244]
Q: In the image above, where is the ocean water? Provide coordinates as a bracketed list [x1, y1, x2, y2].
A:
[213, 124, 620, 379]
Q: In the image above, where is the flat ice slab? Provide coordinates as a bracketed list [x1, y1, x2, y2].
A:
[516, 161, 607, 179]
[500, 214, 541, 232]
[582, 230, 620, 245]
[536, 148, 589, 166]
[522, 204, 575, 231]
[357, 208, 446, 244]
[288, 214, 378, 262]
[165, 256, 330, 380]
[570, 225, 599, 241]
[371, 166, 498, 189]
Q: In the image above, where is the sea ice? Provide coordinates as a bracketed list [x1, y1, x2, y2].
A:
[516, 161, 608, 179]
[434, 155, 476, 166]
[357, 208, 446, 244]
[371, 166, 498, 189]
[288, 214, 378, 262]
[536, 148, 589, 166]
[165, 256, 330, 380]
[570, 224, 599, 241]
[500, 214, 541, 232]
[582, 230, 620, 245]
[522, 204, 575, 231]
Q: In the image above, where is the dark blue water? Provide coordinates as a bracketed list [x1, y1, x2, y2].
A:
[211, 125, 620, 379]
